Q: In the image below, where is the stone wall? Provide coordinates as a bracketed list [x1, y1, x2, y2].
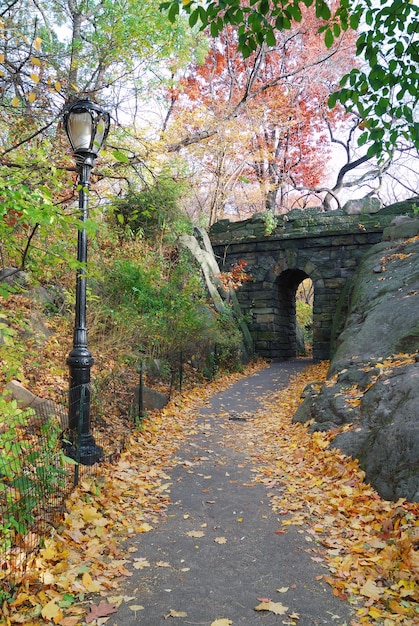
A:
[210, 201, 417, 361]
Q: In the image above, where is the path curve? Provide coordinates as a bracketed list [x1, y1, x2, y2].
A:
[113, 361, 353, 626]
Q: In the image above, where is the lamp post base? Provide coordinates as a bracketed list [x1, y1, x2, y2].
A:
[65, 432, 103, 466]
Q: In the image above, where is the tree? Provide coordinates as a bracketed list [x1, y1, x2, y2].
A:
[161, 0, 419, 158]
[0, 0, 203, 282]
[163, 9, 356, 218]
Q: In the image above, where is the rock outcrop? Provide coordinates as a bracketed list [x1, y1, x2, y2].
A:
[294, 210, 419, 502]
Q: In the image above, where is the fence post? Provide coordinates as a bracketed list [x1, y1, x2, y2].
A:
[73, 384, 86, 487]
[179, 351, 183, 394]
[213, 343, 218, 379]
[138, 361, 144, 424]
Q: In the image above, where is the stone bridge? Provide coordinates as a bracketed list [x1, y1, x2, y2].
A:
[209, 201, 415, 362]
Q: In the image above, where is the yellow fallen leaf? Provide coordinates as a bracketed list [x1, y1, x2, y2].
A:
[210, 620, 232, 626]
[40, 543, 59, 560]
[277, 587, 289, 593]
[214, 536, 227, 544]
[82, 505, 101, 522]
[164, 609, 188, 618]
[41, 571, 55, 585]
[138, 522, 153, 532]
[254, 601, 288, 615]
[41, 600, 60, 621]
[133, 558, 150, 569]
[187, 530, 205, 538]
[106, 595, 124, 607]
[129, 605, 144, 611]
[82, 571, 101, 593]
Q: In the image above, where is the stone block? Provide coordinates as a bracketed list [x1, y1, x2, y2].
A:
[383, 218, 419, 241]
[134, 386, 169, 411]
[4, 380, 38, 408]
[342, 197, 381, 215]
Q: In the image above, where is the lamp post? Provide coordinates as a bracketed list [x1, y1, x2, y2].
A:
[63, 98, 110, 466]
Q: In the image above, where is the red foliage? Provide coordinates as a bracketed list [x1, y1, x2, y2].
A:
[169, 4, 357, 213]
[217, 259, 252, 291]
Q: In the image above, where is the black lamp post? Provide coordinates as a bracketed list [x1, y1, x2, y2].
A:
[63, 98, 110, 465]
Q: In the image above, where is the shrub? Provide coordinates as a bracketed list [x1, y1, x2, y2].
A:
[93, 246, 221, 366]
[113, 174, 192, 241]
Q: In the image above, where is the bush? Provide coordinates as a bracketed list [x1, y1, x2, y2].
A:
[113, 174, 192, 241]
[94, 246, 221, 365]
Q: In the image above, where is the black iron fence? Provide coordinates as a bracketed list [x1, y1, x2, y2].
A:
[0, 383, 134, 598]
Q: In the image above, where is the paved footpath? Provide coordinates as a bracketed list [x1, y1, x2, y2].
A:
[113, 361, 354, 626]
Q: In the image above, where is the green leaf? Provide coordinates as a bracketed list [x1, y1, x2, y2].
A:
[316, 0, 331, 21]
[189, 9, 199, 28]
[266, 28, 276, 47]
[324, 28, 334, 49]
[112, 149, 130, 163]
[167, 1, 179, 23]
[210, 21, 219, 37]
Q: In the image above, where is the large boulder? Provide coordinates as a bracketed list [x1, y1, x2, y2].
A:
[294, 209, 419, 501]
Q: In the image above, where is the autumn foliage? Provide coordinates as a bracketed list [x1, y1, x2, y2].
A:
[166, 4, 356, 219]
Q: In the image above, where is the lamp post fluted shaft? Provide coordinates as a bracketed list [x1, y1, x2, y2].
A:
[63, 98, 110, 466]
[66, 159, 103, 465]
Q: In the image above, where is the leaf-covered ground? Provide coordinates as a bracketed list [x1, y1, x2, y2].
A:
[2, 361, 418, 625]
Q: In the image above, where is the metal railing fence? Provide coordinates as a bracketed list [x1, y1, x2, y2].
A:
[0, 383, 133, 597]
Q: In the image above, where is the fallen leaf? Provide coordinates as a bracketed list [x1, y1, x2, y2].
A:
[214, 536, 227, 544]
[277, 587, 289, 593]
[254, 601, 288, 615]
[41, 601, 60, 621]
[129, 604, 145, 611]
[210, 620, 232, 626]
[156, 561, 171, 567]
[359, 578, 383, 601]
[59, 618, 80, 626]
[164, 609, 188, 618]
[82, 571, 101, 593]
[133, 557, 151, 569]
[85, 601, 117, 623]
[186, 530, 205, 538]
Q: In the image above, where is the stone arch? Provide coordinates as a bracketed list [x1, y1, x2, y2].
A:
[276, 268, 310, 359]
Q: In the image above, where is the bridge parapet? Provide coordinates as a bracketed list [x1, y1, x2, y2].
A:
[209, 202, 416, 245]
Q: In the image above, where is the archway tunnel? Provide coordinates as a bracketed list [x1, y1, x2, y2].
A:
[276, 268, 313, 359]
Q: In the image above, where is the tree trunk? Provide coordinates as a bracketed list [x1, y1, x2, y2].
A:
[180, 228, 254, 359]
